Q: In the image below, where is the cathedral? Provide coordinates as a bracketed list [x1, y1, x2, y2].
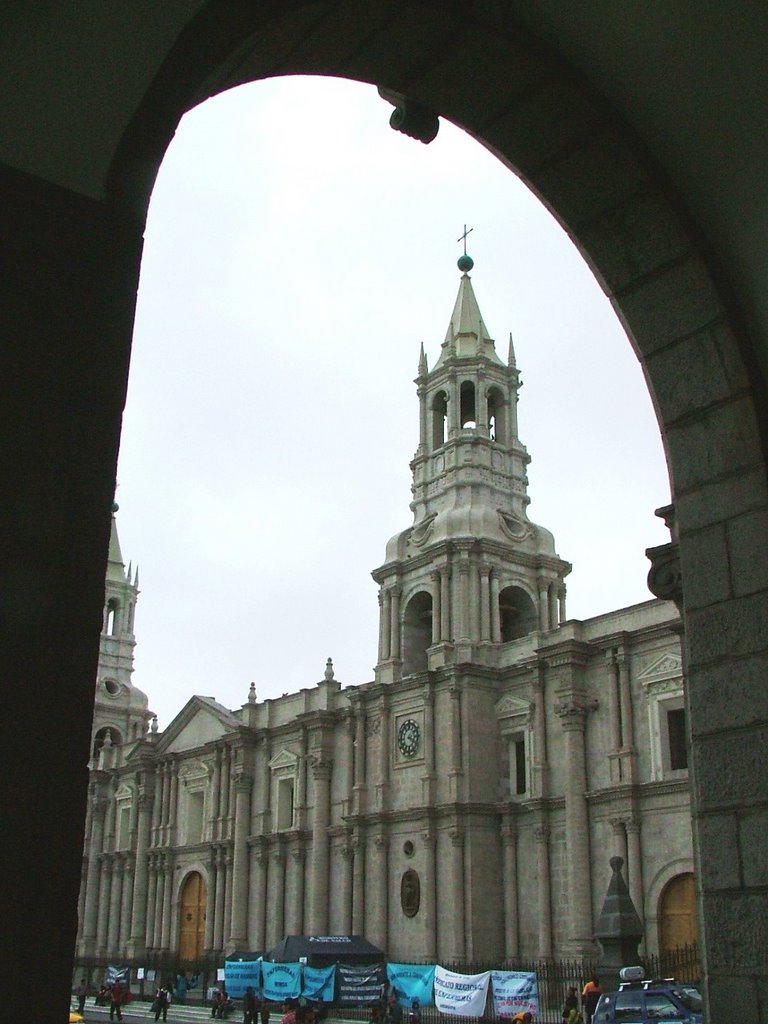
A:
[77, 257, 693, 968]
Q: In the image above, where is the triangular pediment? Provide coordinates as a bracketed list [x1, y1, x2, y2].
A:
[155, 696, 242, 754]
[269, 747, 299, 770]
[495, 694, 533, 718]
[637, 651, 683, 684]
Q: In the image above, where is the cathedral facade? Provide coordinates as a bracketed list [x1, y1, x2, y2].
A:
[78, 260, 693, 967]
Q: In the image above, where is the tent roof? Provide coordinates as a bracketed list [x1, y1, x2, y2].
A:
[266, 935, 384, 965]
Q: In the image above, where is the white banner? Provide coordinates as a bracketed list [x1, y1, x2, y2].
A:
[491, 971, 539, 1018]
[434, 967, 491, 1017]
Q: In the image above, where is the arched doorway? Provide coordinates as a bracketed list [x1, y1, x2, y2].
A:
[658, 872, 697, 953]
[402, 591, 433, 675]
[178, 871, 207, 961]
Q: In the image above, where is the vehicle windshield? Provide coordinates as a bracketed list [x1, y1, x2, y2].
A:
[672, 987, 702, 1012]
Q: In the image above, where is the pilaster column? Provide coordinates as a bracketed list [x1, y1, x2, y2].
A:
[152, 857, 165, 951]
[389, 586, 401, 660]
[378, 695, 390, 812]
[490, 572, 501, 642]
[470, 559, 481, 640]
[248, 841, 268, 950]
[310, 759, 332, 933]
[381, 591, 391, 660]
[431, 571, 441, 644]
[222, 849, 233, 950]
[558, 586, 567, 623]
[128, 792, 154, 955]
[146, 857, 159, 950]
[212, 847, 226, 951]
[538, 580, 549, 631]
[479, 565, 491, 641]
[502, 822, 519, 958]
[95, 857, 112, 954]
[221, 747, 232, 826]
[229, 775, 253, 947]
[625, 819, 644, 930]
[353, 703, 367, 816]
[422, 826, 437, 961]
[106, 855, 122, 953]
[440, 568, 451, 641]
[119, 853, 134, 950]
[371, 833, 388, 952]
[81, 794, 108, 951]
[270, 844, 286, 947]
[476, 379, 488, 433]
[450, 829, 466, 960]
[457, 561, 470, 640]
[168, 763, 179, 842]
[605, 651, 622, 783]
[548, 584, 558, 630]
[448, 385, 460, 437]
[210, 749, 222, 838]
[618, 653, 635, 754]
[339, 843, 354, 934]
[160, 854, 173, 950]
[352, 832, 366, 935]
[532, 667, 549, 799]
[557, 700, 594, 952]
[535, 825, 552, 957]
[418, 384, 427, 450]
[377, 591, 386, 662]
[449, 687, 462, 774]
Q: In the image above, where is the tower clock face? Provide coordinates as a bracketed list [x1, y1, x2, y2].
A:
[398, 718, 421, 757]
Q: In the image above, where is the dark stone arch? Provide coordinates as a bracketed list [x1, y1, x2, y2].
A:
[5, 4, 765, 1018]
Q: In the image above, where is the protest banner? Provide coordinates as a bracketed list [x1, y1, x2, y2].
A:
[433, 967, 490, 1017]
[490, 972, 539, 1019]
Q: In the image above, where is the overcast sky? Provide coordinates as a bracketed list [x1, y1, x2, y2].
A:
[115, 76, 671, 729]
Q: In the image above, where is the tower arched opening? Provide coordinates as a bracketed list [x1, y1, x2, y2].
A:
[105, 599, 119, 635]
[460, 381, 476, 428]
[487, 387, 506, 444]
[499, 585, 538, 642]
[92, 726, 122, 759]
[402, 590, 433, 675]
[431, 391, 448, 449]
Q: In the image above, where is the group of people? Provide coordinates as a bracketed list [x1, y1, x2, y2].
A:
[561, 977, 603, 1024]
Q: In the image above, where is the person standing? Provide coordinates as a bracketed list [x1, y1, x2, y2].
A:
[75, 979, 88, 1015]
[109, 983, 125, 1022]
[581, 977, 602, 1024]
[154, 987, 170, 1023]
[244, 987, 258, 1024]
[561, 986, 580, 1024]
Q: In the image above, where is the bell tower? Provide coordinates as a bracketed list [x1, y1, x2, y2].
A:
[373, 250, 570, 683]
[91, 501, 154, 756]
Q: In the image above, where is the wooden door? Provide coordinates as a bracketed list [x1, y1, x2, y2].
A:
[658, 872, 697, 952]
[178, 871, 207, 960]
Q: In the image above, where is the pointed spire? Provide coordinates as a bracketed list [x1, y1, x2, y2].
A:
[106, 501, 127, 582]
[508, 331, 517, 368]
[418, 342, 428, 377]
[436, 251, 503, 367]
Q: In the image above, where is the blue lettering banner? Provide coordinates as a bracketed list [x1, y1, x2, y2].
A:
[224, 960, 262, 1000]
[490, 972, 539, 1019]
[386, 964, 435, 1007]
[433, 967, 491, 1018]
[262, 962, 302, 1002]
[302, 965, 336, 1003]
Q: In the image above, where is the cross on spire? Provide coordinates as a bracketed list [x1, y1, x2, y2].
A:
[457, 224, 474, 255]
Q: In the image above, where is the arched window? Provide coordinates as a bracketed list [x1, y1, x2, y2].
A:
[431, 391, 448, 449]
[402, 590, 433, 675]
[499, 585, 538, 642]
[487, 387, 506, 443]
[460, 381, 476, 428]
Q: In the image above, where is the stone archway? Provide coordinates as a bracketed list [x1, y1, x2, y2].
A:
[178, 871, 207, 961]
[3, 5, 767, 1021]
